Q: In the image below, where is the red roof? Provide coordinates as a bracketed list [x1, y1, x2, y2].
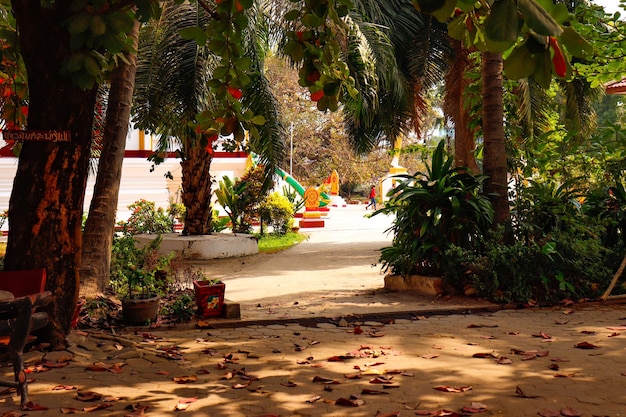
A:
[605, 78, 626, 95]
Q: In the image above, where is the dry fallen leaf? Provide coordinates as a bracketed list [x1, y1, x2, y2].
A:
[173, 375, 197, 384]
[422, 353, 440, 359]
[174, 397, 197, 411]
[335, 397, 365, 407]
[305, 395, 322, 403]
[52, 385, 76, 391]
[21, 402, 48, 411]
[574, 341, 599, 349]
[76, 391, 103, 402]
[515, 385, 539, 398]
[433, 385, 473, 393]
[560, 406, 582, 416]
[1, 412, 25, 417]
[361, 389, 389, 395]
[375, 411, 400, 417]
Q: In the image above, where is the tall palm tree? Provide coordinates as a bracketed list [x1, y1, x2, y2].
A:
[132, 0, 283, 236]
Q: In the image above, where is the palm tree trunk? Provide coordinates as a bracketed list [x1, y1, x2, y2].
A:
[81, 20, 141, 296]
[481, 51, 510, 225]
[444, 41, 479, 174]
[181, 145, 214, 235]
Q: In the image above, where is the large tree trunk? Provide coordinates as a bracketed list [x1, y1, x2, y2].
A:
[481, 52, 510, 225]
[181, 145, 213, 235]
[444, 41, 479, 174]
[6, 1, 97, 348]
[81, 21, 141, 296]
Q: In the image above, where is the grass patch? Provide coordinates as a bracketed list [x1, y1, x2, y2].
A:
[257, 231, 308, 253]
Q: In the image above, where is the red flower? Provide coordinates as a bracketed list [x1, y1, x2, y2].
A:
[549, 37, 567, 78]
[227, 87, 243, 100]
[310, 90, 324, 102]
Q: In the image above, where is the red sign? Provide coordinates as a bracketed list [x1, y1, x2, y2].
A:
[3, 130, 71, 142]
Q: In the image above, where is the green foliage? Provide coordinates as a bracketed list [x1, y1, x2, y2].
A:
[441, 227, 618, 304]
[257, 231, 309, 253]
[117, 199, 174, 235]
[215, 176, 248, 233]
[584, 181, 626, 248]
[215, 166, 266, 233]
[259, 192, 294, 235]
[282, 185, 305, 214]
[109, 235, 174, 298]
[211, 210, 230, 233]
[375, 140, 494, 276]
[168, 202, 186, 223]
[162, 291, 195, 323]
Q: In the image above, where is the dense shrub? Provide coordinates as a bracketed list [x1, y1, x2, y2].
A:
[117, 199, 174, 235]
[259, 192, 294, 235]
[375, 140, 494, 276]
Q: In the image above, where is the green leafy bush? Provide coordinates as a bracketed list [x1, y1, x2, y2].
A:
[259, 192, 294, 235]
[215, 166, 267, 233]
[109, 235, 174, 298]
[375, 140, 494, 276]
[117, 199, 174, 235]
[442, 226, 618, 304]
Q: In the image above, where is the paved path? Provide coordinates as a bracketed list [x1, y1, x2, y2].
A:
[2, 204, 626, 416]
[197, 205, 491, 322]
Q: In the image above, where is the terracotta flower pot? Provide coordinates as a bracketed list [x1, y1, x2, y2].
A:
[193, 280, 225, 318]
[122, 294, 160, 325]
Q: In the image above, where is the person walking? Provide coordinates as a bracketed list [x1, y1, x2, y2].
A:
[366, 185, 377, 210]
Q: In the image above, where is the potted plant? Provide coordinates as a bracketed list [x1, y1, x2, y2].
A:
[191, 271, 226, 318]
[110, 235, 173, 324]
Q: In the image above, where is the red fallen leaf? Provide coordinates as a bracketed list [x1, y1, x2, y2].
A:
[217, 362, 228, 369]
[609, 332, 620, 337]
[580, 330, 596, 335]
[306, 395, 322, 403]
[86, 363, 110, 372]
[560, 406, 582, 416]
[327, 355, 352, 362]
[280, 381, 297, 387]
[82, 403, 114, 412]
[361, 389, 389, 395]
[548, 363, 560, 371]
[472, 352, 496, 359]
[376, 412, 400, 417]
[496, 356, 512, 365]
[433, 385, 472, 393]
[335, 397, 364, 407]
[173, 401, 193, 411]
[156, 370, 171, 375]
[467, 324, 498, 328]
[42, 361, 69, 368]
[551, 358, 570, 362]
[385, 369, 404, 374]
[61, 408, 82, 414]
[368, 332, 385, 337]
[173, 375, 197, 384]
[353, 325, 364, 334]
[480, 335, 495, 339]
[365, 361, 385, 367]
[416, 410, 460, 416]
[537, 409, 560, 417]
[369, 376, 393, 384]
[221, 372, 234, 380]
[507, 331, 520, 335]
[344, 372, 361, 379]
[52, 385, 76, 390]
[296, 359, 310, 365]
[76, 391, 103, 401]
[422, 353, 440, 359]
[21, 402, 48, 411]
[554, 372, 577, 378]
[574, 341, 599, 349]
[196, 369, 210, 374]
[313, 376, 341, 384]
[109, 363, 125, 373]
[462, 403, 488, 413]
[136, 331, 161, 340]
[515, 385, 539, 398]
[232, 383, 250, 389]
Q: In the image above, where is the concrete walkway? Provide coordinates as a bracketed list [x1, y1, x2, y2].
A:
[197, 204, 492, 323]
[1, 204, 626, 416]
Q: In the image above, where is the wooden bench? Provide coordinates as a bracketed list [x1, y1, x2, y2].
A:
[0, 269, 51, 406]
